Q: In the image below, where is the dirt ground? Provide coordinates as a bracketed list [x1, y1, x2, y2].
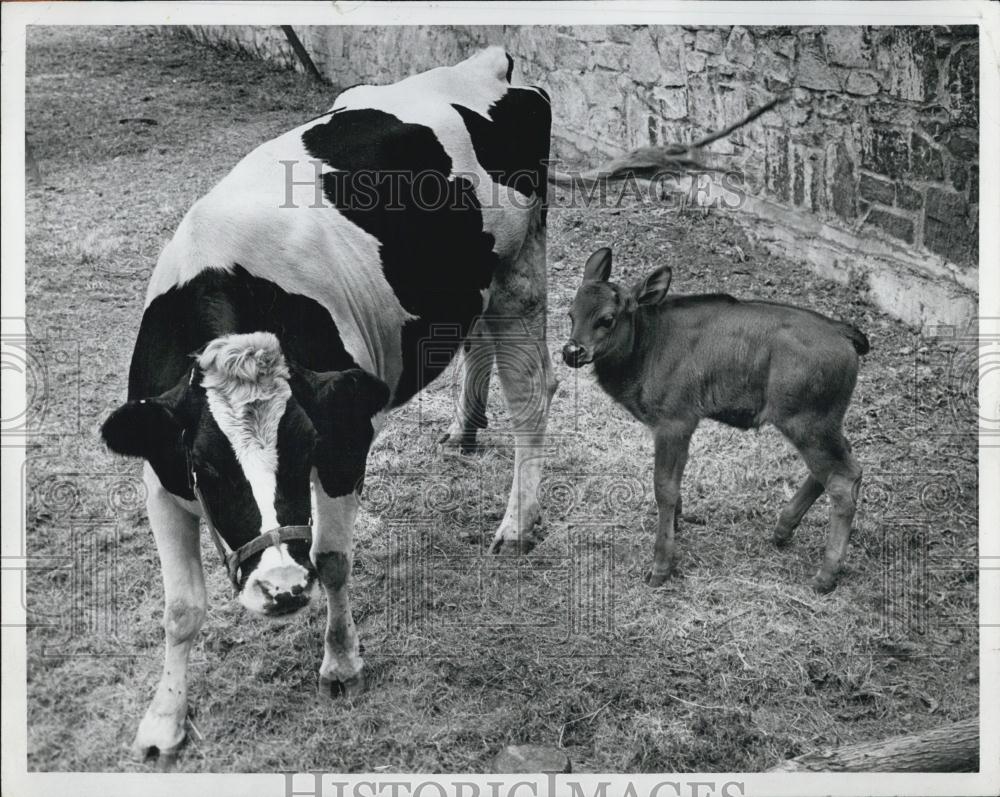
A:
[23, 27, 978, 773]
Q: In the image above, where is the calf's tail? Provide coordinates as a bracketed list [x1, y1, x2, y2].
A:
[842, 324, 871, 356]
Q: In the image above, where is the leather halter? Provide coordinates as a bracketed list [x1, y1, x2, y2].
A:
[182, 431, 312, 594]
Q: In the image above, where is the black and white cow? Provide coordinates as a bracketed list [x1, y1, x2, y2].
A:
[100, 48, 555, 762]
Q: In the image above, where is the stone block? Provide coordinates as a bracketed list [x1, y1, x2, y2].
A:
[845, 71, 880, 96]
[494, 745, 571, 774]
[946, 42, 978, 126]
[876, 28, 939, 102]
[630, 29, 663, 84]
[951, 162, 968, 192]
[862, 127, 909, 179]
[910, 133, 944, 180]
[896, 183, 924, 211]
[724, 26, 755, 68]
[588, 42, 630, 72]
[866, 208, 915, 244]
[686, 49, 708, 73]
[654, 86, 688, 120]
[925, 187, 974, 263]
[942, 127, 977, 161]
[797, 50, 841, 91]
[825, 27, 871, 67]
[859, 173, 896, 205]
[654, 28, 687, 86]
[694, 29, 724, 54]
[830, 140, 857, 220]
[765, 129, 790, 203]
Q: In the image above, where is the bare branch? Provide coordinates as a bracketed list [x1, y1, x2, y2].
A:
[548, 92, 790, 187]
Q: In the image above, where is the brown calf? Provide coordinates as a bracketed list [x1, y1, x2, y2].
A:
[562, 248, 868, 593]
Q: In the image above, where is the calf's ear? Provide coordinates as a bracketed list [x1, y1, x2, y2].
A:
[291, 367, 391, 497]
[635, 266, 673, 306]
[100, 397, 182, 460]
[583, 247, 613, 283]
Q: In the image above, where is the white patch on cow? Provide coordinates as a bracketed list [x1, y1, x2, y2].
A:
[197, 333, 314, 614]
[199, 332, 290, 532]
[480, 288, 491, 312]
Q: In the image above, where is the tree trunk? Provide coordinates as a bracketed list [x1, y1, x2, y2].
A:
[768, 717, 979, 772]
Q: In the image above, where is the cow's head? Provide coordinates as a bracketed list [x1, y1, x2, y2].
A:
[100, 332, 390, 617]
[563, 247, 672, 367]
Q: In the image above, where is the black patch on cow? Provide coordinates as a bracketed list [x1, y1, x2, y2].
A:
[452, 87, 551, 201]
[289, 365, 389, 497]
[302, 108, 504, 405]
[315, 551, 351, 591]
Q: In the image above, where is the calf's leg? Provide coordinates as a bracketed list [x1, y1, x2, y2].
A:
[791, 432, 862, 593]
[647, 424, 693, 587]
[772, 475, 825, 546]
[133, 463, 205, 768]
[440, 320, 493, 454]
[487, 204, 558, 554]
[312, 483, 365, 698]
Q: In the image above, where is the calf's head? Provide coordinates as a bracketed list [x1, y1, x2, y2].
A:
[563, 247, 672, 368]
[100, 332, 390, 617]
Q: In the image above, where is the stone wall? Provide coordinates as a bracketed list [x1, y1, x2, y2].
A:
[183, 25, 979, 328]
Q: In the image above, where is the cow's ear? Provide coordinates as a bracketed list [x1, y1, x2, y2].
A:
[100, 397, 182, 460]
[291, 366, 391, 497]
[635, 266, 672, 306]
[583, 247, 613, 283]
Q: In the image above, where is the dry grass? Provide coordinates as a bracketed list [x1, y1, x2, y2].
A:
[24, 27, 977, 773]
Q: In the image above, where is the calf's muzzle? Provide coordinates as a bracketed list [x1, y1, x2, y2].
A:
[562, 342, 591, 368]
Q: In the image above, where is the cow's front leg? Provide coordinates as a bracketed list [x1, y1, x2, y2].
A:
[312, 482, 364, 699]
[133, 463, 206, 768]
[487, 205, 557, 554]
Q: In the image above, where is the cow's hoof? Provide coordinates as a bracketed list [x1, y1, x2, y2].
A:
[644, 569, 672, 588]
[131, 737, 185, 770]
[488, 536, 535, 555]
[318, 672, 365, 701]
[810, 571, 837, 594]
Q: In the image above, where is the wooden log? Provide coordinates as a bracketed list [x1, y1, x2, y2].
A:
[281, 26, 325, 85]
[768, 717, 979, 772]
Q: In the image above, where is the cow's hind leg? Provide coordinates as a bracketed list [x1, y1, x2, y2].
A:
[772, 474, 825, 547]
[133, 464, 206, 769]
[312, 485, 365, 698]
[440, 319, 493, 454]
[488, 205, 557, 554]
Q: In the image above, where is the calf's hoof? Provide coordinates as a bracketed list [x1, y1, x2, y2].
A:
[771, 527, 794, 548]
[810, 570, 838, 594]
[318, 671, 365, 701]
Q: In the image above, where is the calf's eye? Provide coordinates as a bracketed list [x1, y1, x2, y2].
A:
[596, 316, 615, 329]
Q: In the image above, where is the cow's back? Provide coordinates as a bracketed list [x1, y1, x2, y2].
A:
[135, 47, 550, 405]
